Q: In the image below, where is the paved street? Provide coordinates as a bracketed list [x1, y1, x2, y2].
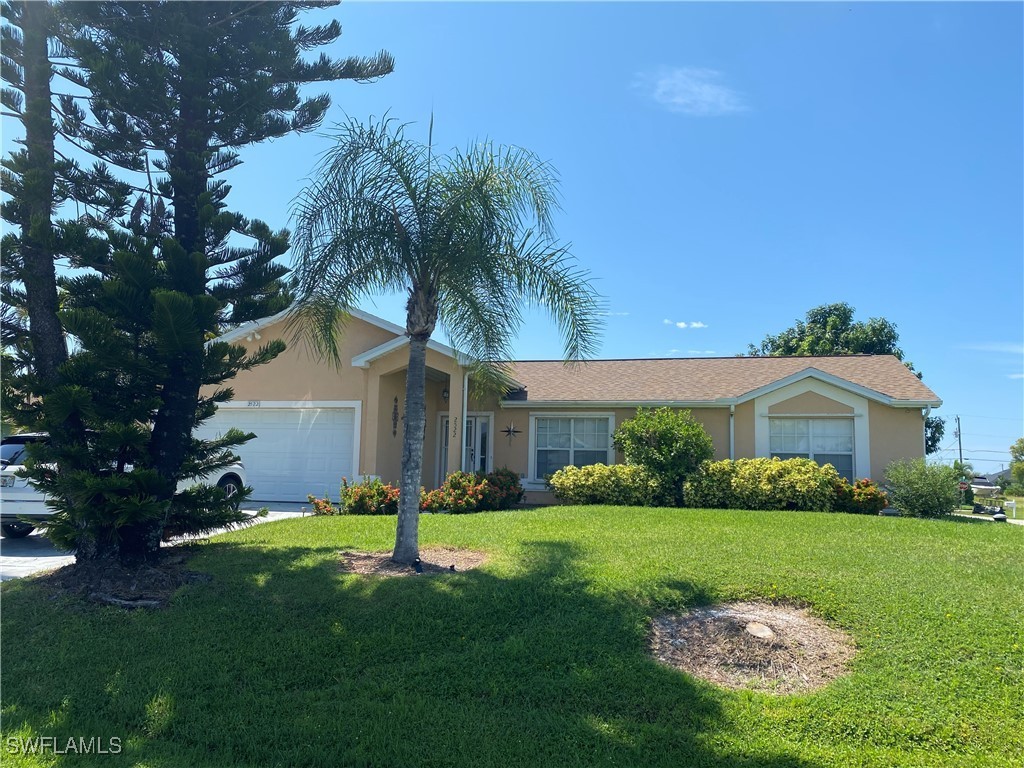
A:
[0, 507, 307, 581]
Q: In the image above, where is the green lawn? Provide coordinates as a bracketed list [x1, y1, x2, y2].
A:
[2, 507, 1022, 767]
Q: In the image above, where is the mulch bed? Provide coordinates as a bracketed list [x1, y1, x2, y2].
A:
[338, 547, 487, 577]
[30, 548, 209, 610]
[649, 601, 856, 694]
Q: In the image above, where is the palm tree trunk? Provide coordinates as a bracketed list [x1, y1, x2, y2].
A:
[394, 335, 428, 563]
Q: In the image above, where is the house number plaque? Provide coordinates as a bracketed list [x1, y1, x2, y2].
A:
[247, 401, 261, 407]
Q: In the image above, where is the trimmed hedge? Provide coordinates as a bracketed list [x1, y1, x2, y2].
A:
[548, 463, 664, 506]
[684, 457, 839, 512]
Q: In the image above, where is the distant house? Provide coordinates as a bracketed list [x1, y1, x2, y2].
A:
[204, 309, 942, 503]
[986, 468, 1012, 485]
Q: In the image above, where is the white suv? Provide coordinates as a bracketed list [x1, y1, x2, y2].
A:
[0, 433, 246, 539]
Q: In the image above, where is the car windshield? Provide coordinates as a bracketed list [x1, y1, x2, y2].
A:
[1, 443, 28, 466]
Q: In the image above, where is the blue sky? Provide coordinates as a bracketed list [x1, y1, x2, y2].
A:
[227, 1, 1023, 472]
[6, 2, 1023, 472]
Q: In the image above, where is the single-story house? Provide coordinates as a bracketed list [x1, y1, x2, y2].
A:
[985, 468, 1012, 485]
[201, 308, 942, 503]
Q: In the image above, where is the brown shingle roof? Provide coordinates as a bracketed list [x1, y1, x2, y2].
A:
[505, 355, 940, 404]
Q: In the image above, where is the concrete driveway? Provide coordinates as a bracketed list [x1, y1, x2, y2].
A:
[0, 507, 307, 581]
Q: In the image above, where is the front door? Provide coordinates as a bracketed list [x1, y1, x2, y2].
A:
[438, 414, 491, 484]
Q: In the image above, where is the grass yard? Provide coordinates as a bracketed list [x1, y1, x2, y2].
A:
[1, 507, 1022, 767]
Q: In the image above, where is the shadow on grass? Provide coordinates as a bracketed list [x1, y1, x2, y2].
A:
[1, 538, 823, 768]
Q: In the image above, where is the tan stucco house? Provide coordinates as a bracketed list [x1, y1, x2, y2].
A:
[202, 308, 942, 503]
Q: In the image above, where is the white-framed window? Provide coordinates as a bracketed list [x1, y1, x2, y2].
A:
[770, 417, 855, 481]
[530, 414, 614, 482]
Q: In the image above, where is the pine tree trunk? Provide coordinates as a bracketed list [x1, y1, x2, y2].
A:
[142, 12, 211, 564]
[394, 335, 428, 564]
[19, 1, 66, 385]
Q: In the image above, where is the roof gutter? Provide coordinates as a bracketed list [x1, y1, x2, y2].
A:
[499, 400, 735, 409]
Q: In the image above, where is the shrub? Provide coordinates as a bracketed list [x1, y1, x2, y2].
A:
[477, 467, 524, 511]
[548, 463, 665, 506]
[681, 458, 737, 510]
[962, 486, 975, 506]
[306, 493, 339, 516]
[613, 408, 714, 505]
[340, 477, 400, 515]
[884, 459, 959, 518]
[833, 477, 889, 514]
[685, 457, 839, 512]
[420, 471, 488, 514]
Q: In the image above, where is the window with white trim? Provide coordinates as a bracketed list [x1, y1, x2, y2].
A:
[770, 418, 854, 481]
[534, 416, 612, 480]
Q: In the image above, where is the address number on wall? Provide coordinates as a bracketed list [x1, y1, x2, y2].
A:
[247, 401, 261, 408]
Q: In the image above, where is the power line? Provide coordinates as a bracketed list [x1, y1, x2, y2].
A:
[956, 415, 1024, 423]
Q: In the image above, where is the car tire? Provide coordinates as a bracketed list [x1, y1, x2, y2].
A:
[1, 521, 36, 539]
[217, 474, 242, 510]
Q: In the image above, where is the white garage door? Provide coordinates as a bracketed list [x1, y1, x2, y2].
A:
[195, 406, 357, 502]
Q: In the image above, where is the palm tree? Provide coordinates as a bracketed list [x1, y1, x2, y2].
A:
[290, 116, 602, 563]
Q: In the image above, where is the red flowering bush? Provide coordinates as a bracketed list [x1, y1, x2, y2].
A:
[306, 493, 339, 516]
[340, 477, 400, 515]
[476, 467, 525, 511]
[833, 477, 888, 514]
[420, 471, 488, 514]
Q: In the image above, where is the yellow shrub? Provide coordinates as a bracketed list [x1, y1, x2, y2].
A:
[548, 463, 665, 506]
[685, 457, 838, 511]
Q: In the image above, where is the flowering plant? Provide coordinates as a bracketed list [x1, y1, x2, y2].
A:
[420, 471, 488, 514]
[306, 494, 339, 516]
[340, 476, 400, 515]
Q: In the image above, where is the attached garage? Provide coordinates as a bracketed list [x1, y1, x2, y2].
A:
[194, 401, 360, 502]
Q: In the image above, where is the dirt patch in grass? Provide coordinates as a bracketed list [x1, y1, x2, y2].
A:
[339, 547, 487, 577]
[31, 549, 209, 610]
[649, 601, 856, 694]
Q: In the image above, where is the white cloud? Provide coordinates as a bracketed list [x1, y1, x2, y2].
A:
[688, 349, 717, 356]
[634, 67, 748, 117]
[1009, 373, 1024, 380]
[664, 318, 708, 329]
[600, 311, 630, 317]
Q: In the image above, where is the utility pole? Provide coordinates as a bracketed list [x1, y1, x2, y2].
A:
[954, 414, 966, 510]
[955, 415, 964, 476]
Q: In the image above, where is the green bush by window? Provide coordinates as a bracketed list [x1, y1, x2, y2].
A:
[548, 463, 663, 506]
[612, 408, 714, 505]
[884, 458, 959, 518]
